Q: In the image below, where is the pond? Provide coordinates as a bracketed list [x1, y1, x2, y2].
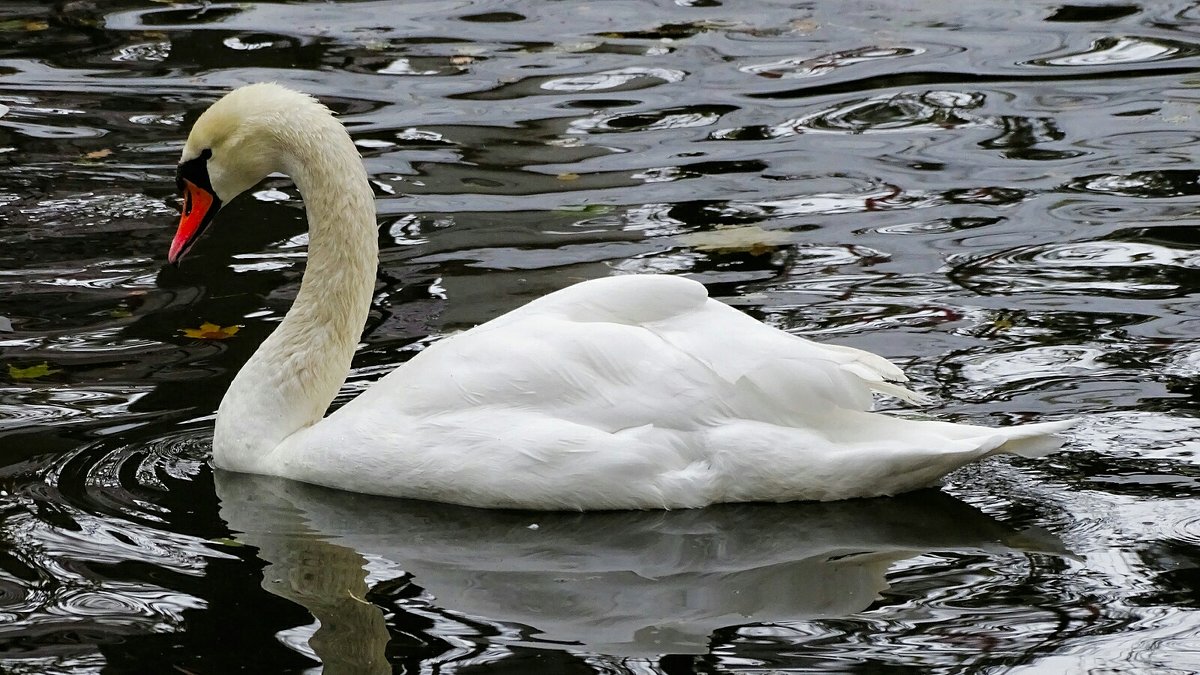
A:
[2, 0, 1200, 672]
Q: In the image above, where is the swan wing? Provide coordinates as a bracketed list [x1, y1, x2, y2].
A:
[355, 274, 918, 422]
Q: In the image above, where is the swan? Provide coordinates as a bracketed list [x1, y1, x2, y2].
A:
[169, 83, 1075, 510]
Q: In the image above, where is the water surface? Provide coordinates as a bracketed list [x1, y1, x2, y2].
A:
[3, 0, 1200, 672]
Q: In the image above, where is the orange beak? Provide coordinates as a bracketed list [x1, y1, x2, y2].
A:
[169, 179, 219, 265]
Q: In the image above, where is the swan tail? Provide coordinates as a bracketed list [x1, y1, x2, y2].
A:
[983, 419, 1078, 459]
[858, 418, 1078, 498]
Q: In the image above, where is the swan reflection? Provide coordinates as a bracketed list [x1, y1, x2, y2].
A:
[215, 471, 1067, 665]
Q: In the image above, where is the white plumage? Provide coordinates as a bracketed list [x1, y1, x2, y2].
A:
[174, 83, 1074, 510]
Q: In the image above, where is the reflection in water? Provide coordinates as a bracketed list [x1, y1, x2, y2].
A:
[216, 471, 1067, 662]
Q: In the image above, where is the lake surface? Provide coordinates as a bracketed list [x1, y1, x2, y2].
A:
[2, 0, 1200, 672]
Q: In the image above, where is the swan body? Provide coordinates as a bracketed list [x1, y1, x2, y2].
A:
[172, 83, 1075, 510]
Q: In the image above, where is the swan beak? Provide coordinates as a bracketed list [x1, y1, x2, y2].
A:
[169, 179, 220, 265]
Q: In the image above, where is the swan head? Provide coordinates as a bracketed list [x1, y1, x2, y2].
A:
[169, 83, 328, 264]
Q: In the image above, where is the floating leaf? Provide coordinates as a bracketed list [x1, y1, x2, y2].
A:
[791, 18, 819, 33]
[9, 362, 61, 380]
[556, 172, 580, 181]
[209, 537, 247, 547]
[555, 204, 614, 214]
[0, 316, 11, 332]
[82, 148, 113, 160]
[182, 322, 241, 340]
[675, 225, 796, 254]
[0, 19, 48, 32]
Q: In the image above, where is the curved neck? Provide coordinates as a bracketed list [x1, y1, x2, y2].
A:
[214, 116, 377, 471]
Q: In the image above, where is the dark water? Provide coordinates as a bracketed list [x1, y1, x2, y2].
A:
[2, 0, 1200, 672]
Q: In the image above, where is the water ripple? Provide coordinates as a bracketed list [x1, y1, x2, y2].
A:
[953, 345, 1123, 400]
[3, 0, 1200, 671]
[0, 426, 230, 666]
[1031, 36, 1200, 67]
[947, 239, 1200, 298]
[540, 67, 686, 92]
[741, 46, 926, 79]
[0, 386, 153, 432]
[568, 104, 736, 134]
[1067, 170, 1200, 198]
[718, 90, 987, 139]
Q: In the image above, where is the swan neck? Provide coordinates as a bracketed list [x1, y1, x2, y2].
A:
[214, 114, 377, 470]
[288, 135, 378, 320]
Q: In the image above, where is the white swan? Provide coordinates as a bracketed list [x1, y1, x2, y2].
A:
[169, 83, 1074, 510]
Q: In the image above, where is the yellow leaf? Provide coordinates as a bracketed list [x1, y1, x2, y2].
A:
[9, 362, 60, 379]
[209, 537, 247, 547]
[557, 172, 580, 181]
[181, 322, 241, 340]
[0, 20, 50, 32]
[791, 18, 819, 33]
[675, 225, 795, 254]
[82, 148, 112, 160]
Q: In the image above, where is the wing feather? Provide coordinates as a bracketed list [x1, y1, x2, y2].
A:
[352, 274, 917, 428]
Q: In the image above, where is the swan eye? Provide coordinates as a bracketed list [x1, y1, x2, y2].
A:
[177, 148, 216, 194]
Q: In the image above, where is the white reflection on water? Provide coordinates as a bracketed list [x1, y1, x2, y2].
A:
[216, 471, 1069, 661]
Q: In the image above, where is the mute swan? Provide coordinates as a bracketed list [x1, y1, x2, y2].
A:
[170, 83, 1074, 510]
